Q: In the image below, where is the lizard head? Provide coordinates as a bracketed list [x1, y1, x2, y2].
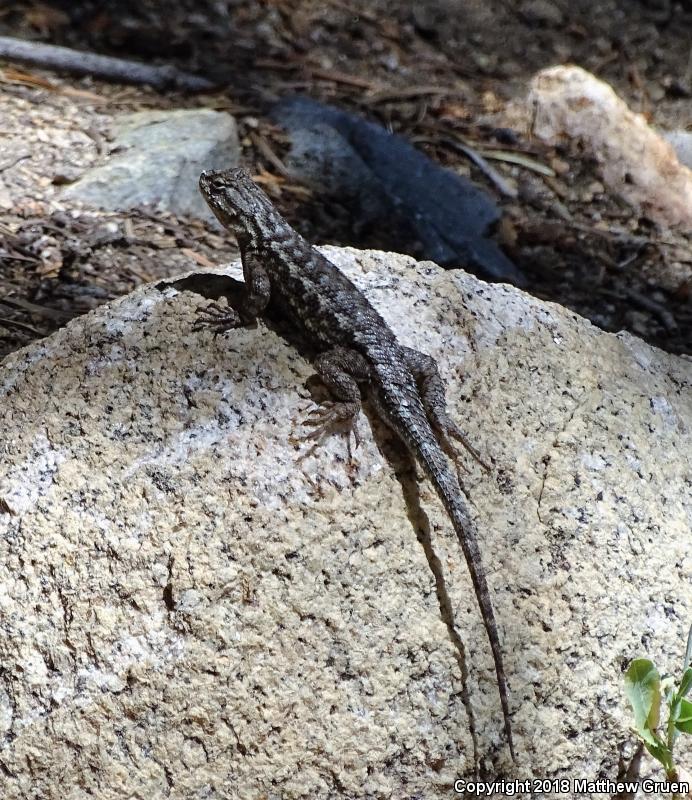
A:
[199, 168, 265, 238]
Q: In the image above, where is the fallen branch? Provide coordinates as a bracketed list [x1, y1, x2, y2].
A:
[306, 66, 381, 90]
[0, 36, 216, 92]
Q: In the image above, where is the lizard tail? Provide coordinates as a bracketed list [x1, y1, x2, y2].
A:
[397, 410, 515, 760]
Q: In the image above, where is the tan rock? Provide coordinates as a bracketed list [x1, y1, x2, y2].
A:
[527, 65, 692, 229]
[0, 248, 690, 797]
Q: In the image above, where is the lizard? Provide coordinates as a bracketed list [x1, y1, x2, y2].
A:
[195, 166, 514, 759]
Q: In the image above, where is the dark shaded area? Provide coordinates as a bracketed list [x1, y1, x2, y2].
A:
[0, 0, 691, 355]
[273, 96, 525, 285]
[160, 273, 245, 303]
[4, 0, 692, 105]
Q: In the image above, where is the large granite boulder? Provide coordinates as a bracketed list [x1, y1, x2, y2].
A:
[0, 248, 690, 798]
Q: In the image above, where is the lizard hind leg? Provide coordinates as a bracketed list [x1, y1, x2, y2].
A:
[402, 346, 490, 472]
[298, 347, 371, 452]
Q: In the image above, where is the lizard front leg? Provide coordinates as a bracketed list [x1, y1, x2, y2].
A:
[194, 246, 271, 334]
[402, 346, 489, 471]
[301, 347, 371, 446]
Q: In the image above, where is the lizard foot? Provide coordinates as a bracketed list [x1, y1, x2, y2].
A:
[303, 401, 360, 440]
[291, 401, 361, 461]
[192, 301, 241, 335]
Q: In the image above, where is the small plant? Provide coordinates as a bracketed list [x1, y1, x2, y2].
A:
[624, 624, 692, 786]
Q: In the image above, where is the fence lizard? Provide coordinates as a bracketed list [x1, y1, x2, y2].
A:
[196, 167, 514, 758]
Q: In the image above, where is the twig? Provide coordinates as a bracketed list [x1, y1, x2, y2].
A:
[0, 65, 106, 102]
[601, 286, 678, 332]
[253, 58, 300, 72]
[625, 288, 678, 332]
[568, 219, 692, 260]
[322, 0, 379, 23]
[478, 148, 556, 177]
[307, 66, 382, 90]
[0, 296, 71, 321]
[0, 251, 38, 263]
[254, 57, 382, 91]
[433, 137, 517, 198]
[0, 315, 43, 336]
[0, 36, 216, 92]
[364, 85, 466, 104]
[0, 152, 30, 172]
[249, 131, 291, 177]
[181, 248, 217, 269]
[567, 221, 648, 247]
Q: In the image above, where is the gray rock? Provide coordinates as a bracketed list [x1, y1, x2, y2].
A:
[272, 96, 526, 286]
[281, 121, 396, 235]
[663, 130, 692, 169]
[411, 0, 496, 35]
[519, 0, 565, 26]
[0, 249, 690, 796]
[63, 109, 239, 220]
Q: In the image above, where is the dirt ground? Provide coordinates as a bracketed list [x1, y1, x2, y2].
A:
[0, 0, 690, 357]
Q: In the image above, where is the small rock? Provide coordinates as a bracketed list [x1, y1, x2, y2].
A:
[594, 37, 612, 54]
[0, 180, 13, 211]
[663, 130, 692, 169]
[648, 83, 665, 102]
[496, 60, 522, 79]
[51, 165, 83, 185]
[471, 51, 496, 72]
[625, 310, 650, 336]
[550, 157, 570, 174]
[519, 0, 564, 26]
[63, 109, 239, 221]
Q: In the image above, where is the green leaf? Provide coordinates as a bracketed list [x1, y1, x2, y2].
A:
[644, 738, 673, 772]
[674, 697, 692, 734]
[679, 667, 692, 699]
[625, 659, 662, 745]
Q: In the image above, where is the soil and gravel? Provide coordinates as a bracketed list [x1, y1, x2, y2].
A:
[0, 0, 690, 357]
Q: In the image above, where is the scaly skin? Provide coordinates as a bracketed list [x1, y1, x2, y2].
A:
[198, 167, 514, 758]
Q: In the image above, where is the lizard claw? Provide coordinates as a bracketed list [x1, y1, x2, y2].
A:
[303, 401, 335, 424]
[291, 401, 362, 461]
[193, 301, 241, 336]
[301, 401, 359, 438]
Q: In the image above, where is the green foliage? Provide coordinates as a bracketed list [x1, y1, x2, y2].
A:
[624, 624, 692, 781]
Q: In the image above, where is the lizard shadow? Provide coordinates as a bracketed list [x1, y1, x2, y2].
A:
[377, 430, 484, 776]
